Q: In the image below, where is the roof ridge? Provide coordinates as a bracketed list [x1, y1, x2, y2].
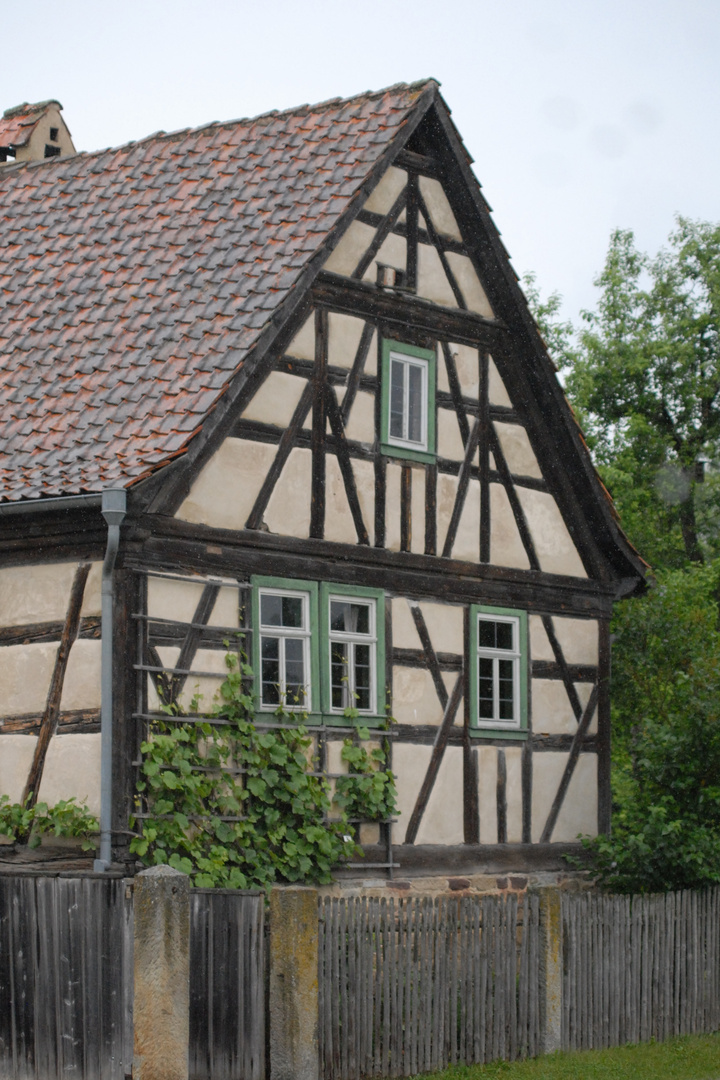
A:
[3, 99, 62, 119]
[0, 79, 439, 178]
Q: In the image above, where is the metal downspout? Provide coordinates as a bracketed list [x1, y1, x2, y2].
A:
[94, 489, 127, 872]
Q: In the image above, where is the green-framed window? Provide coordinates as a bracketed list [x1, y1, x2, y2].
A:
[380, 338, 436, 464]
[251, 576, 320, 715]
[251, 577, 385, 723]
[319, 583, 385, 723]
[469, 604, 528, 739]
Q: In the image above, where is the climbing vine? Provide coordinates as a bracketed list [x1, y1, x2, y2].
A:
[130, 653, 396, 889]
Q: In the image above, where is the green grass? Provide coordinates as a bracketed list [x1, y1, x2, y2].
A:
[407, 1033, 720, 1080]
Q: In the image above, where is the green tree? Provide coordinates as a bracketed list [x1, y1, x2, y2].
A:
[561, 219, 720, 569]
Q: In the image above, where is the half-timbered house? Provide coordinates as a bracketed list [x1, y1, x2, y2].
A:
[0, 81, 645, 876]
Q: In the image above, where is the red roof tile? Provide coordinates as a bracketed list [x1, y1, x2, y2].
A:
[0, 100, 62, 148]
[0, 81, 436, 502]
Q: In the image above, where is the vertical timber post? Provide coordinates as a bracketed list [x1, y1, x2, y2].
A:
[536, 886, 563, 1054]
[269, 886, 319, 1080]
[133, 865, 190, 1080]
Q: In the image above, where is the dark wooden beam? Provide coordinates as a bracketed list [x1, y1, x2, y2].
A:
[521, 740, 532, 844]
[405, 172, 419, 292]
[441, 416, 481, 559]
[488, 424, 541, 571]
[395, 148, 442, 178]
[479, 351, 491, 564]
[0, 709, 101, 735]
[424, 462, 437, 556]
[416, 188, 467, 309]
[596, 618, 612, 835]
[540, 615, 583, 721]
[409, 602, 448, 709]
[496, 748, 507, 844]
[245, 380, 313, 530]
[22, 562, 91, 808]
[340, 322, 375, 426]
[0, 617, 101, 647]
[310, 308, 328, 540]
[441, 341, 470, 445]
[356, 208, 466, 257]
[404, 671, 464, 844]
[400, 466, 412, 553]
[539, 683, 599, 843]
[325, 385, 370, 545]
[312, 272, 507, 351]
[168, 582, 221, 704]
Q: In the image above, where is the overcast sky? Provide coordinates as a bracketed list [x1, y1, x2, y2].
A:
[3, 0, 718, 325]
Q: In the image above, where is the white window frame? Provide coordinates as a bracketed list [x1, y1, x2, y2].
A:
[475, 613, 522, 730]
[326, 593, 378, 715]
[257, 586, 312, 712]
[386, 350, 430, 452]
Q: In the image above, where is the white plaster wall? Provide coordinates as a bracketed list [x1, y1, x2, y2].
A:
[177, 437, 276, 530]
[38, 734, 102, 816]
[437, 408, 466, 461]
[478, 746, 498, 844]
[344, 390, 375, 445]
[0, 642, 58, 715]
[60, 639, 101, 711]
[452, 479, 481, 563]
[0, 735, 37, 802]
[529, 615, 553, 661]
[385, 463, 402, 552]
[417, 244, 458, 308]
[391, 667, 455, 726]
[410, 467, 426, 556]
[328, 313, 371, 369]
[532, 680, 597, 736]
[287, 314, 315, 360]
[391, 599, 422, 650]
[324, 455, 359, 546]
[393, 743, 464, 845]
[517, 489, 587, 578]
[364, 166, 407, 215]
[419, 601, 464, 655]
[349, 459, 375, 547]
[265, 447, 312, 537]
[530, 616, 599, 666]
[418, 177, 462, 241]
[452, 344, 480, 399]
[531, 752, 598, 842]
[362, 233, 406, 282]
[81, 563, 103, 618]
[494, 423, 542, 479]
[1, 563, 76, 626]
[324, 220, 376, 277]
[149, 577, 205, 623]
[488, 357, 512, 408]
[505, 747, 523, 843]
[489, 484, 531, 569]
[436, 473, 459, 555]
[445, 254, 494, 319]
[241, 372, 306, 427]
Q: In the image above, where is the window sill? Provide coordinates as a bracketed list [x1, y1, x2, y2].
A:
[469, 727, 528, 741]
[380, 442, 436, 466]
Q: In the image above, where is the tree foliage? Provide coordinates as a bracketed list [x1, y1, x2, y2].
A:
[525, 218, 720, 892]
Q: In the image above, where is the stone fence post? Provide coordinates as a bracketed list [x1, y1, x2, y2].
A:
[133, 864, 191, 1080]
[536, 885, 563, 1054]
[269, 886, 319, 1080]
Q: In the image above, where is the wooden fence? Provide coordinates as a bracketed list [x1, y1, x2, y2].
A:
[318, 894, 542, 1079]
[562, 887, 720, 1051]
[0, 875, 133, 1080]
[190, 889, 266, 1080]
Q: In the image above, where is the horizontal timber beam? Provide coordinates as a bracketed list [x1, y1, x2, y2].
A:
[334, 842, 590, 876]
[125, 515, 616, 618]
[313, 272, 508, 350]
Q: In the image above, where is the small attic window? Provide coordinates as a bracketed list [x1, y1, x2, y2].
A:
[44, 144, 61, 159]
[49, 127, 59, 142]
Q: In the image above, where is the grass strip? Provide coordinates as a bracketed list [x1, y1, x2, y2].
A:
[408, 1032, 720, 1080]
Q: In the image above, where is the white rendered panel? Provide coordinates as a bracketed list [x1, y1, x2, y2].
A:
[351, 460, 375, 546]
[532, 680, 597, 736]
[328, 313, 371, 369]
[478, 746, 498, 844]
[494, 423, 543, 479]
[287, 314, 315, 360]
[488, 357, 512, 407]
[490, 484, 531, 569]
[324, 455, 358, 546]
[362, 232, 406, 283]
[241, 371, 306, 427]
[344, 390, 375, 444]
[517, 488, 587, 578]
[364, 166, 407, 215]
[505, 747, 523, 843]
[445, 253, 494, 318]
[391, 598, 422, 650]
[417, 244, 458, 308]
[391, 666, 455, 726]
[418, 176, 462, 241]
[324, 220, 376, 277]
[385, 463, 402, 552]
[531, 752, 598, 842]
[452, 344, 480, 399]
[38, 734, 101, 816]
[453, 478, 481, 562]
[0, 736, 36, 803]
[393, 743, 464, 845]
[265, 447, 312, 537]
[177, 437, 277, 530]
[437, 407, 466, 461]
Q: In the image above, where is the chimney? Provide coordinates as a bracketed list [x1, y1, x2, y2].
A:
[0, 100, 76, 165]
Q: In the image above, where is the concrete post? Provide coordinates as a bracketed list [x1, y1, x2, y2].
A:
[133, 865, 190, 1080]
[536, 886, 563, 1054]
[269, 886, 319, 1080]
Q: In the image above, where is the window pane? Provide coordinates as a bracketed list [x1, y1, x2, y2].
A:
[478, 619, 497, 649]
[498, 659, 515, 720]
[496, 621, 514, 651]
[331, 600, 370, 635]
[389, 358, 405, 439]
[261, 593, 283, 627]
[281, 595, 304, 628]
[331, 641, 349, 709]
[261, 636, 280, 705]
[478, 656, 494, 719]
[354, 643, 371, 710]
[284, 637, 306, 704]
[407, 362, 424, 444]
